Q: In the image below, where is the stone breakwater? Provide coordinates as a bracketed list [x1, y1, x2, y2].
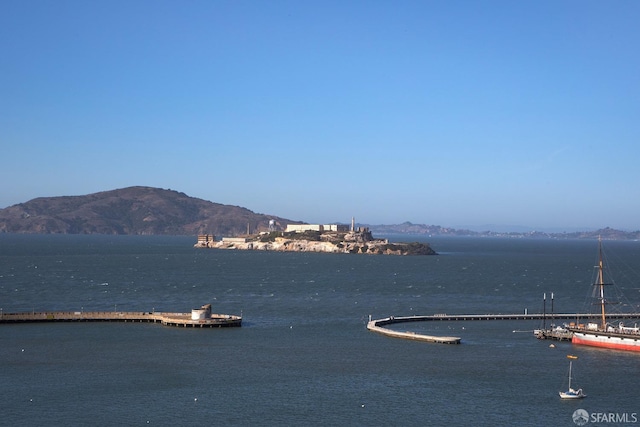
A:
[199, 238, 436, 255]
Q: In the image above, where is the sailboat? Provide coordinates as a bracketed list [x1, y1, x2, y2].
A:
[559, 355, 586, 399]
[569, 238, 640, 352]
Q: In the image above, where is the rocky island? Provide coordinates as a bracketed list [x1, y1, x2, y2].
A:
[195, 224, 436, 256]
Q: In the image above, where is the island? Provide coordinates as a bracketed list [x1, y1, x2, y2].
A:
[195, 220, 436, 256]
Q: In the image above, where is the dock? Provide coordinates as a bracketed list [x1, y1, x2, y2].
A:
[534, 327, 573, 341]
[0, 304, 242, 328]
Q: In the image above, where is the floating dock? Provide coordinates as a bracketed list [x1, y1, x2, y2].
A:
[0, 304, 241, 328]
[534, 327, 573, 341]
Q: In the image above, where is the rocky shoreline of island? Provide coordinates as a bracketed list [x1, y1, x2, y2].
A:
[195, 229, 436, 256]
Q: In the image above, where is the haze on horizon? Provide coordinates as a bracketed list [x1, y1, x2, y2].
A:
[1, 1, 639, 232]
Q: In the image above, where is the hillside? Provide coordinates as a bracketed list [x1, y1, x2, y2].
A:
[3, 188, 637, 240]
[0, 186, 297, 236]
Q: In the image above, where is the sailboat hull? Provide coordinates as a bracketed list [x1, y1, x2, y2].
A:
[572, 331, 640, 352]
[559, 391, 586, 399]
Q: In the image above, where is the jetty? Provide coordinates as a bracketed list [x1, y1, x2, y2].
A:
[367, 316, 461, 344]
[0, 304, 242, 328]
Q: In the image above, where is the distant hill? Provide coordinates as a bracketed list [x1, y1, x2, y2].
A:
[0, 186, 298, 236]
[2, 188, 638, 240]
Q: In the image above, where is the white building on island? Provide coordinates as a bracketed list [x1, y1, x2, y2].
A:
[285, 217, 358, 233]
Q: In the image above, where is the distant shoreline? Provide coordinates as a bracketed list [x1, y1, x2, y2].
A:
[365, 224, 640, 240]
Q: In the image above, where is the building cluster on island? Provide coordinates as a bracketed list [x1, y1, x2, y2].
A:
[195, 218, 436, 256]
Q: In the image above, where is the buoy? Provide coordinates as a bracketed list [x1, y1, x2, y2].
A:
[549, 344, 556, 348]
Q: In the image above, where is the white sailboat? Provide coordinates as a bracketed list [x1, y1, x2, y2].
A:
[559, 355, 586, 399]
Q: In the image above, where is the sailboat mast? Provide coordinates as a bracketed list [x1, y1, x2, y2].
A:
[598, 238, 607, 329]
[543, 293, 546, 330]
[568, 360, 573, 389]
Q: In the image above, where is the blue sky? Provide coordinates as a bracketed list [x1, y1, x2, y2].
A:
[1, 1, 639, 231]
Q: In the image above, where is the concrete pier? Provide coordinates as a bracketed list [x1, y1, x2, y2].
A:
[0, 304, 242, 328]
[367, 316, 461, 344]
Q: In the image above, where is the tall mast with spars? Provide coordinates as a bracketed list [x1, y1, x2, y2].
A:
[597, 237, 607, 329]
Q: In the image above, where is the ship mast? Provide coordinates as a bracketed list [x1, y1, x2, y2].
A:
[597, 237, 607, 329]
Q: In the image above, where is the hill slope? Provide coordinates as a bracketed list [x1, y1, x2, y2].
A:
[0, 186, 296, 236]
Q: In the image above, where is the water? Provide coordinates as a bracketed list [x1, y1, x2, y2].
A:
[1, 234, 639, 426]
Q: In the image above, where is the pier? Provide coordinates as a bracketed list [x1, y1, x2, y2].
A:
[0, 304, 242, 328]
[373, 312, 640, 323]
[367, 312, 640, 344]
[367, 316, 461, 344]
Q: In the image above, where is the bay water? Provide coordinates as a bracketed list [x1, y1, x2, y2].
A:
[1, 234, 639, 426]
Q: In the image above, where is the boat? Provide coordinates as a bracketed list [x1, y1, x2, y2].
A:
[559, 355, 586, 399]
[569, 238, 640, 352]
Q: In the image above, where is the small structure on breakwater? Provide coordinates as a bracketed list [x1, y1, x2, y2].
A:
[0, 303, 241, 328]
[191, 303, 212, 320]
